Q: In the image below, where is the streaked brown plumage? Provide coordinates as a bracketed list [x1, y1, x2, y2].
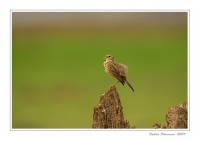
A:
[103, 54, 134, 92]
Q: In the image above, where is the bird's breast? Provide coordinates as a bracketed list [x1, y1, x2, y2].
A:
[103, 62, 109, 73]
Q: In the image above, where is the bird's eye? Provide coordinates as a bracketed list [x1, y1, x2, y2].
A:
[108, 56, 110, 57]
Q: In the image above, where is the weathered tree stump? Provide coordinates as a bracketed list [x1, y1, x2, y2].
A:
[92, 86, 130, 128]
[153, 102, 188, 129]
[166, 102, 188, 128]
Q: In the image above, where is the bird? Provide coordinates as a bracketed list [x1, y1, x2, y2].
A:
[103, 54, 134, 92]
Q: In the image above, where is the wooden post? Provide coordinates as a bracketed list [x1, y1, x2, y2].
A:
[92, 86, 130, 128]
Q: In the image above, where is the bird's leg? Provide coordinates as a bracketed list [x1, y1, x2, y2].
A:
[113, 81, 119, 86]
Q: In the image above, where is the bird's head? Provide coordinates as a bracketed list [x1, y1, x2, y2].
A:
[103, 54, 114, 61]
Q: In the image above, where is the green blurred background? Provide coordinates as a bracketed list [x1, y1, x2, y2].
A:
[12, 12, 187, 128]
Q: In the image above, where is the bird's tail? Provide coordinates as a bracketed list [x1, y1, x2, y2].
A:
[125, 79, 134, 92]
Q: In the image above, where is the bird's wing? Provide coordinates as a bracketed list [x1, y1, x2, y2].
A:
[109, 62, 126, 85]
[118, 63, 128, 76]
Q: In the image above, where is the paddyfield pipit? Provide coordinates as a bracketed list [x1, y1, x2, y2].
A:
[103, 54, 134, 92]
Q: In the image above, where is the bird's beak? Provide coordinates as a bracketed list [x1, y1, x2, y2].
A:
[103, 56, 106, 58]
